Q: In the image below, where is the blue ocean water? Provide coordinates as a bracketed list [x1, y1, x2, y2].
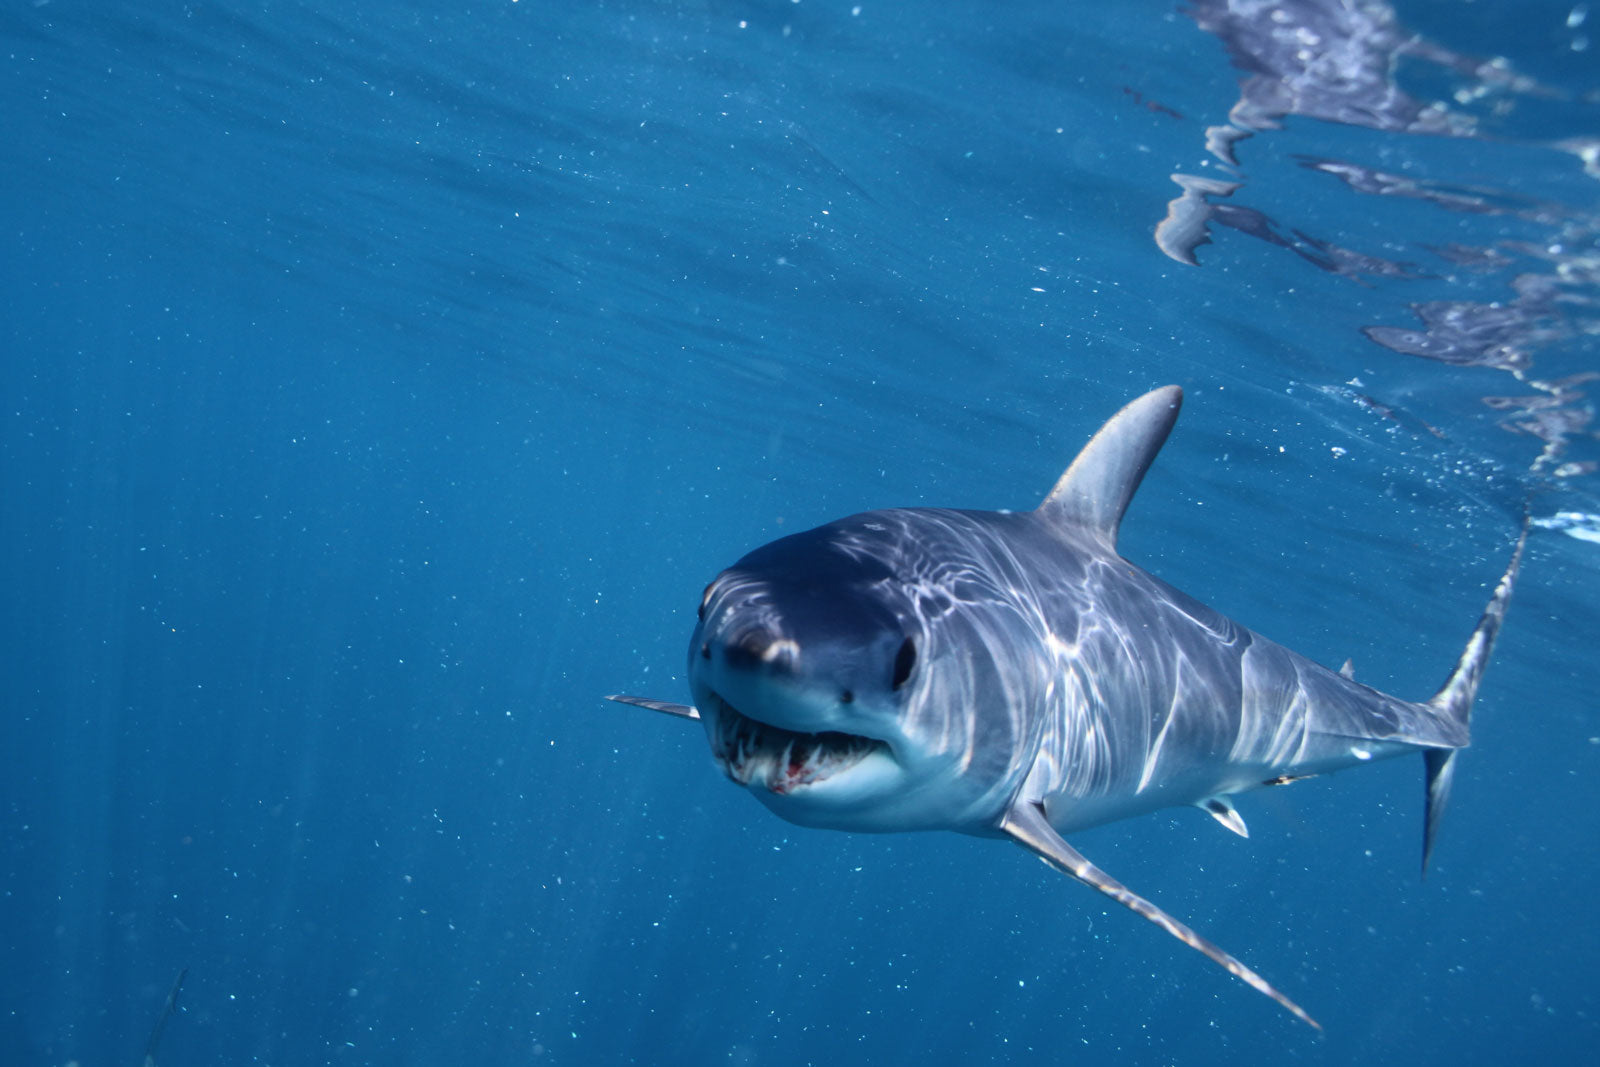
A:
[3, 0, 1597, 1063]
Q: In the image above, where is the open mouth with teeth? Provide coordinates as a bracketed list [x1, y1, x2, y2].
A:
[705, 692, 886, 795]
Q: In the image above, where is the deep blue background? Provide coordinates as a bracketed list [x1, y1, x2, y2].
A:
[3, 2, 1596, 1064]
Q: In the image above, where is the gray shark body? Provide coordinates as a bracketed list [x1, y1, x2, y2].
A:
[611, 386, 1528, 1028]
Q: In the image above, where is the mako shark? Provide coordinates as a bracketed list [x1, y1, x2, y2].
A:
[610, 386, 1528, 1029]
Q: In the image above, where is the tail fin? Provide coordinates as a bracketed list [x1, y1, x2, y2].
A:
[1420, 511, 1531, 874]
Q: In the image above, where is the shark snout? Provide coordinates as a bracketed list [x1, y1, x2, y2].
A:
[721, 625, 800, 673]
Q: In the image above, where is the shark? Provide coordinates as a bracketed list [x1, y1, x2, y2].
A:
[609, 386, 1529, 1029]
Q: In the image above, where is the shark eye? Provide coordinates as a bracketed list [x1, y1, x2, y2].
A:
[891, 636, 917, 690]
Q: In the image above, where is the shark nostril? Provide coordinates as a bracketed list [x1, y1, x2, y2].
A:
[724, 627, 797, 671]
[738, 628, 775, 661]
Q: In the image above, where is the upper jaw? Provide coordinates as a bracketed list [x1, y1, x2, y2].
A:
[690, 629, 873, 734]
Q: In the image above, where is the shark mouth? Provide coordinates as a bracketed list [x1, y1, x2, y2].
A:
[706, 693, 885, 795]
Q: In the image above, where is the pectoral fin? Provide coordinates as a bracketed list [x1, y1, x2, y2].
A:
[1197, 795, 1249, 838]
[606, 694, 701, 721]
[142, 967, 187, 1067]
[999, 799, 1320, 1031]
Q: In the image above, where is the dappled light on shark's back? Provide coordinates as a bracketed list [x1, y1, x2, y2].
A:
[609, 387, 1530, 1032]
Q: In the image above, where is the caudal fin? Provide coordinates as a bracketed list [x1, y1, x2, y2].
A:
[1420, 511, 1531, 874]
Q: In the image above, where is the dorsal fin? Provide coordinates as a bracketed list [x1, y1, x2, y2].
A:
[1038, 386, 1183, 547]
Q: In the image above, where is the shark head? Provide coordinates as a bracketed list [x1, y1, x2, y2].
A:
[688, 509, 1047, 833]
